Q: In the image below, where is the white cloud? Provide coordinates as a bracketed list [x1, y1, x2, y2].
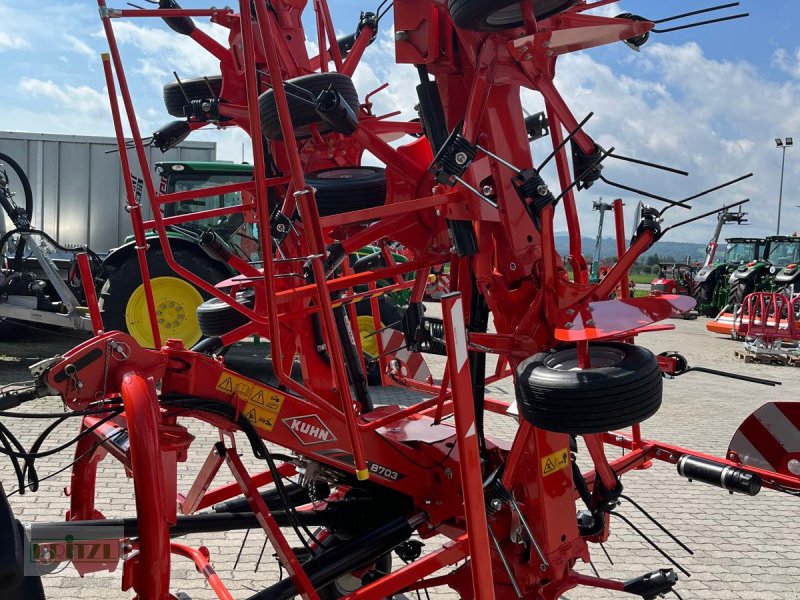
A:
[64, 33, 96, 59]
[18, 78, 110, 117]
[773, 48, 800, 79]
[528, 41, 800, 242]
[0, 31, 30, 51]
[102, 20, 227, 78]
[351, 28, 419, 123]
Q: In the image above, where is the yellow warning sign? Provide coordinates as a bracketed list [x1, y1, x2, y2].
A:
[216, 372, 285, 432]
[541, 447, 570, 477]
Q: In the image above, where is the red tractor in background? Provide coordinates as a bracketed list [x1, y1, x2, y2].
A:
[649, 263, 699, 318]
[3, 3, 798, 600]
[650, 263, 698, 297]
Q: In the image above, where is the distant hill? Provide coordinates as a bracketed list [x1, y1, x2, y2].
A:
[554, 234, 707, 263]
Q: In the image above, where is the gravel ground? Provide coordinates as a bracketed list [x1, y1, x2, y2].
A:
[0, 318, 798, 599]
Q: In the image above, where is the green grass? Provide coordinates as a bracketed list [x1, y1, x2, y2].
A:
[628, 272, 656, 285]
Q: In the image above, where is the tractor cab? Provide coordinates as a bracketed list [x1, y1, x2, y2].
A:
[157, 161, 259, 260]
[723, 237, 765, 265]
[650, 262, 697, 296]
[767, 234, 800, 294]
[766, 235, 800, 268]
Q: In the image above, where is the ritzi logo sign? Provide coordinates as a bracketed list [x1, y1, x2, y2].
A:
[283, 415, 336, 446]
[23, 524, 125, 577]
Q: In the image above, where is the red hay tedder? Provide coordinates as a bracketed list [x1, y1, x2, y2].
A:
[1, 1, 798, 599]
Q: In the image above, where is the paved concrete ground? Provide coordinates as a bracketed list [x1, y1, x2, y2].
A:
[0, 318, 798, 599]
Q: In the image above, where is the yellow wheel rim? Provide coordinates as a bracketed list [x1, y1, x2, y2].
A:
[125, 276, 204, 348]
[357, 315, 381, 357]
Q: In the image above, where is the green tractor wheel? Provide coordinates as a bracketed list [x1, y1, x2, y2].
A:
[100, 249, 229, 348]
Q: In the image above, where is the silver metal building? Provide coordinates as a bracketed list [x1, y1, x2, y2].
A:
[0, 131, 216, 253]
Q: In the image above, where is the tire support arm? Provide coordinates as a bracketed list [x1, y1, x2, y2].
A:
[415, 65, 478, 257]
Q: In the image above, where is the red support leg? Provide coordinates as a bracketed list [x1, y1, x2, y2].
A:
[441, 293, 496, 600]
[120, 372, 171, 600]
[225, 450, 319, 600]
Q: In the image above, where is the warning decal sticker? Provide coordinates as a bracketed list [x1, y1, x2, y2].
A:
[541, 447, 570, 477]
[216, 372, 285, 432]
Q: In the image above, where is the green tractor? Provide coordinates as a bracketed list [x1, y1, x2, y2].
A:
[763, 234, 800, 296]
[727, 235, 800, 305]
[101, 161, 405, 353]
[694, 237, 765, 315]
[99, 161, 254, 347]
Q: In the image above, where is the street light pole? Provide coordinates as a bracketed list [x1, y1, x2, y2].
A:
[775, 137, 793, 236]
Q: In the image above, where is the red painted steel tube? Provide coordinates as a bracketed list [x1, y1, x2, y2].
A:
[296, 191, 370, 480]
[441, 293, 496, 600]
[582, 445, 652, 488]
[540, 204, 558, 301]
[361, 396, 445, 431]
[532, 76, 596, 155]
[353, 127, 426, 184]
[100, 3, 271, 331]
[67, 421, 106, 521]
[647, 438, 800, 490]
[592, 229, 654, 301]
[364, 280, 388, 386]
[170, 543, 235, 600]
[347, 536, 470, 599]
[612, 198, 631, 299]
[341, 25, 374, 78]
[583, 433, 618, 492]
[546, 105, 587, 284]
[114, 8, 227, 18]
[612, 195, 640, 452]
[155, 179, 260, 206]
[252, 1, 307, 193]
[237, 0, 329, 408]
[180, 446, 226, 516]
[189, 28, 235, 68]
[317, 0, 344, 72]
[225, 451, 319, 599]
[76, 252, 103, 334]
[314, 1, 329, 72]
[143, 204, 250, 229]
[563, 572, 625, 592]
[195, 464, 297, 510]
[120, 372, 171, 599]
[99, 52, 162, 348]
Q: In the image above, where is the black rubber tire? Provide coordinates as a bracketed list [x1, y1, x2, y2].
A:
[0, 152, 33, 221]
[163, 75, 223, 118]
[258, 73, 359, 141]
[729, 280, 754, 306]
[307, 167, 386, 216]
[515, 342, 662, 435]
[693, 281, 717, 317]
[99, 248, 229, 348]
[447, 0, 577, 31]
[196, 288, 255, 338]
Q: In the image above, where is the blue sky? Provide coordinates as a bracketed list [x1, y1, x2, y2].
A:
[0, 1, 798, 244]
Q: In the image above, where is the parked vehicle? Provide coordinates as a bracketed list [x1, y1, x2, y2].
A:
[695, 236, 764, 315]
[766, 235, 800, 296]
[691, 206, 748, 316]
[727, 235, 800, 305]
[1, 156, 405, 354]
[650, 262, 697, 296]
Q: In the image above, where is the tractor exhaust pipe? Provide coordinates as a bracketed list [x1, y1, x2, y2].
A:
[677, 455, 761, 496]
[245, 514, 425, 600]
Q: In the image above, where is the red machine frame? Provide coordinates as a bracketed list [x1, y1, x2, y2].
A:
[7, 1, 796, 600]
